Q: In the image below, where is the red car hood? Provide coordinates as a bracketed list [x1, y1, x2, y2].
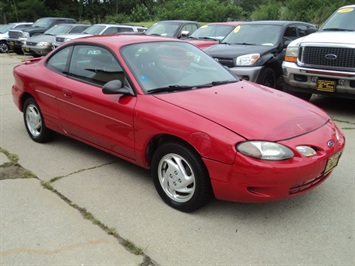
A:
[187, 39, 219, 49]
[154, 81, 329, 141]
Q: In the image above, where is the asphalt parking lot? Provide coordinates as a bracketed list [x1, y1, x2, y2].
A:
[0, 53, 354, 265]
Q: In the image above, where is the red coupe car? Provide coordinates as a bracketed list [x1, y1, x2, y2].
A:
[12, 34, 345, 212]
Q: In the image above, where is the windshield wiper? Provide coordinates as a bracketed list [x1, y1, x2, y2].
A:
[147, 80, 238, 94]
[322, 28, 354, 32]
[233, 42, 257, 45]
[199, 37, 217, 40]
[147, 84, 214, 94]
[211, 80, 238, 86]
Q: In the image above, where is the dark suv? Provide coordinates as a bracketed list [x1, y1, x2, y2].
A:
[7, 17, 76, 54]
[204, 21, 317, 89]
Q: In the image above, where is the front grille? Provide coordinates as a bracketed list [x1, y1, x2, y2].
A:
[213, 57, 234, 68]
[289, 174, 327, 195]
[300, 46, 355, 71]
[8, 30, 23, 39]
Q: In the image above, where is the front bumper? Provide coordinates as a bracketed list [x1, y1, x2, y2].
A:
[22, 44, 52, 56]
[228, 66, 263, 82]
[283, 61, 355, 99]
[7, 38, 26, 49]
[205, 120, 345, 203]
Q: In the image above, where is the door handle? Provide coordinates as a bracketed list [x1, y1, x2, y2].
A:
[62, 90, 72, 98]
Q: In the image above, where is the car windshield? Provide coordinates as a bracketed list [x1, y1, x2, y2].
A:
[44, 24, 72, 35]
[145, 22, 180, 37]
[32, 18, 53, 28]
[82, 25, 106, 35]
[0, 23, 15, 33]
[320, 6, 355, 31]
[190, 24, 236, 41]
[222, 24, 282, 46]
[121, 41, 238, 94]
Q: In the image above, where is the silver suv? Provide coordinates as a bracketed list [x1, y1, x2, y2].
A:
[52, 24, 147, 48]
[282, 5, 355, 100]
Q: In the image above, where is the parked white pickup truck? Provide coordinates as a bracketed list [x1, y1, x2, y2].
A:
[282, 5, 355, 100]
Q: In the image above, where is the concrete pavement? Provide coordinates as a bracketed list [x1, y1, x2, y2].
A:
[0, 54, 152, 265]
[1, 53, 354, 265]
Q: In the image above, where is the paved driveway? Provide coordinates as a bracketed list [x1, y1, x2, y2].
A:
[1, 53, 354, 265]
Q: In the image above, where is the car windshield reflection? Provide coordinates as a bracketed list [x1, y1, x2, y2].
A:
[222, 25, 282, 46]
[121, 41, 238, 94]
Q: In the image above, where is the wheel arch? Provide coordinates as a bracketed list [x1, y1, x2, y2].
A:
[146, 134, 198, 168]
[19, 92, 35, 112]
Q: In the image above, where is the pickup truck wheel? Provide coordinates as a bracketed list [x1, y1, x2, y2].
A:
[0, 41, 9, 53]
[257, 67, 276, 88]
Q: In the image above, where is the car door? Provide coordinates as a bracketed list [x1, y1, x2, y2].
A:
[55, 44, 137, 160]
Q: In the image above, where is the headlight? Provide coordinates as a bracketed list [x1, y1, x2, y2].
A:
[237, 141, 294, 160]
[37, 42, 51, 47]
[284, 46, 299, 63]
[235, 53, 260, 66]
[296, 146, 316, 157]
[284, 38, 303, 63]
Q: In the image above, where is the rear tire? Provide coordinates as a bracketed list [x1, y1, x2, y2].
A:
[151, 141, 213, 212]
[23, 98, 56, 143]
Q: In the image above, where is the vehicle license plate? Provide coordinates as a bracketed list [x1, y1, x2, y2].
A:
[317, 79, 336, 92]
[324, 151, 342, 175]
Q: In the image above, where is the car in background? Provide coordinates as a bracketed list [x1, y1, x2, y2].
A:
[21, 23, 90, 57]
[11, 34, 345, 212]
[145, 20, 200, 38]
[7, 17, 76, 54]
[0, 22, 33, 53]
[205, 21, 317, 89]
[52, 24, 147, 48]
[186, 22, 240, 49]
[283, 5, 355, 100]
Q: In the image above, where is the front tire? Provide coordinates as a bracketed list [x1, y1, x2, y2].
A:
[257, 67, 276, 88]
[0, 41, 9, 53]
[23, 98, 56, 143]
[151, 141, 213, 212]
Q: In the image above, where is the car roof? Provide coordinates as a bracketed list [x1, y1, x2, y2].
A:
[203, 22, 241, 26]
[62, 34, 180, 48]
[156, 20, 200, 23]
[92, 23, 142, 27]
[242, 20, 315, 26]
[37, 17, 75, 19]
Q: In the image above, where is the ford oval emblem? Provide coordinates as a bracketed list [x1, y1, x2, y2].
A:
[327, 140, 334, 147]
[325, 54, 337, 60]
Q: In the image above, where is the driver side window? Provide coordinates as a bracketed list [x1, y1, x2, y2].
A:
[68, 45, 124, 86]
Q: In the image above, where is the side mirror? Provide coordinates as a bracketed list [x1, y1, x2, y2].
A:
[180, 30, 190, 38]
[102, 80, 134, 95]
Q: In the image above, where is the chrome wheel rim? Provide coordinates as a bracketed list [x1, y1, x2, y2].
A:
[157, 153, 196, 203]
[0, 43, 8, 53]
[25, 104, 42, 137]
